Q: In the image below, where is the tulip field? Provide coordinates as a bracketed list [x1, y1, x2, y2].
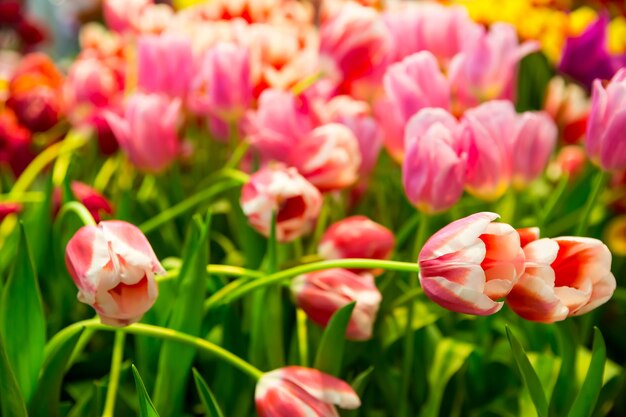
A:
[2, 0, 626, 416]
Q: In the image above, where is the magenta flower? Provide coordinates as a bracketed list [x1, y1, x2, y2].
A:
[65, 220, 164, 326]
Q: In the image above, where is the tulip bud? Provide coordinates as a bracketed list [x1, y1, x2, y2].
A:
[585, 69, 626, 171]
[292, 269, 381, 340]
[65, 220, 164, 326]
[255, 366, 360, 416]
[64, 58, 122, 111]
[53, 182, 114, 223]
[241, 164, 322, 242]
[318, 216, 394, 272]
[510, 111, 557, 187]
[419, 212, 525, 315]
[402, 108, 466, 213]
[105, 93, 181, 173]
[507, 237, 616, 323]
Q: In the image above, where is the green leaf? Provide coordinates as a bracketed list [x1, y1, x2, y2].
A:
[421, 338, 473, 417]
[132, 365, 160, 417]
[0, 224, 46, 403]
[0, 332, 28, 417]
[313, 302, 356, 376]
[506, 326, 549, 417]
[568, 328, 607, 417]
[153, 212, 211, 417]
[192, 368, 225, 417]
[550, 321, 578, 417]
[30, 326, 84, 417]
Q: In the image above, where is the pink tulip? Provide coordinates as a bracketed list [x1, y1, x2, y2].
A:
[245, 89, 313, 162]
[460, 100, 517, 200]
[241, 164, 322, 242]
[402, 108, 466, 213]
[65, 220, 164, 326]
[64, 58, 122, 109]
[318, 216, 394, 270]
[137, 33, 194, 98]
[507, 237, 616, 323]
[320, 3, 391, 94]
[510, 111, 557, 187]
[103, 0, 151, 33]
[106, 93, 181, 173]
[379, 51, 450, 160]
[291, 123, 361, 192]
[189, 42, 252, 121]
[585, 69, 626, 171]
[292, 269, 381, 340]
[418, 212, 525, 315]
[255, 366, 360, 416]
[516, 227, 540, 248]
[448, 23, 538, 112]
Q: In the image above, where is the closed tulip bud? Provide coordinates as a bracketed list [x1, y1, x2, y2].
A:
[53, 182, 114, 223]
[460, 100, 517, 200]
[510, 111, 557, 187]
[291, 123, 361, 192]
[318, 216, 394, 271]
[65, 220, 164, 326]
[255, 366, 360, 416]
[585, 69, 626, 171]
[106, 93, 181, 173]
[402, 108, 466, 213]
[380, 51, 450, 160]
[507, 237, 616, 323]
[241, 164, 322, 242]
[418, 212, 525, 315]
[292, 269, 381, 340]
[137, 33, 193, 98]
[189, 42, 252, 121]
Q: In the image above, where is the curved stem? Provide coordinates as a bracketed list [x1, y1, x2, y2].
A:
[102, 331, 126, 417]
[157, 264, 265, 283]
[49, 320, 264, 381]
[576, 170, 608, 236]
[56, 202, 97, 228]
[220, 259, 420, 305]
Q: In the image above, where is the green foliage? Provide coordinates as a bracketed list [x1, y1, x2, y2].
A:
[192, 368, 225, 417]
[313, 302, 356, 376]
[132, 365, 160, 417]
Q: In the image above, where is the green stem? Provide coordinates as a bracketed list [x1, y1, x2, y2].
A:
[139, 179, 243, 234]
[539, 174, 569, 230]
[157, 264, 264, 283]
[56, 202, 97, 227]
[576, 170, 608, 236]
[102, 331, 126, 417]
[48, 320, 264, 381]
[296, 308, 309, 366]
[220, 259, 420, 305]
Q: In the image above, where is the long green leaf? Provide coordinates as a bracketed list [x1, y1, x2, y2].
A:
[153, 212, 211, 417]
[0, 224, 46, 403]
[506, 326, 549, 417]
[313, 302, 356, 376]
[0, 332, 28, 417]
[568, 328, 607, 417]
[132, 365, 160, 417]
[192, 368, 225, 417]
[550, 321, 578, 417]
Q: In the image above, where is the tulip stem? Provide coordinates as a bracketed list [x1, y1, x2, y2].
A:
[54, 320, 264, 381]
[102, 330, 126, 417]
[56, 201, 97, 227]
[576, 170, 608, 236]
[218, 259, 421, 305]
[157, 264, 265, 282]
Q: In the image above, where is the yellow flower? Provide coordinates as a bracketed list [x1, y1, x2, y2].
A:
[609, 17, 626, 54]
[605, 216, 626, 256]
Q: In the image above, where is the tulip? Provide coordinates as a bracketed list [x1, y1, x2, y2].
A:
[418, 212, 525, 315]
[292, 269, 381, 340]
[106, 93, 181, 173]
[460, 100, 517, 200]
[320, 2, 392, 94]
[379, 51, 450, 160]
[448, 23, 538, 111]
[0, 107, 33, 176]
[318, 216, 394, 269]
[507, 237, 616, 323]
[189, 42, 252, 121]
[53, 182, 114, 223]
[510, 111, 557, 187]
[103, 0, 151, 33]
[543, 77, 589, 144]
[137, 33, 194, 98]
[517, 227, 540, 248]
[402, 108, 466, 213]
[585, 69, 626, 171]
[291, 123, 361, 192]
[241, 164, 322, 242]
[64, 57, 122, 110]
[65, 220, 164, 326]
[255, 366, 360, 416]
